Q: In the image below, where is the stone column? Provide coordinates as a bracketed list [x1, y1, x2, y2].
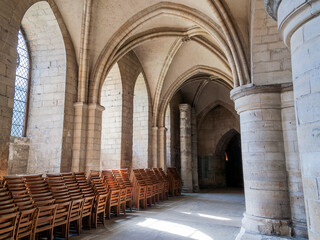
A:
[231, 85, 291, 239]
[281, 87, 307, 238]
[152, 126, 158, 168]
[266, 1, 320, 238]
[191, 108, 199, 192]
[85, 103, 104, 174]
[179, 104, 193, 193]
[72, 102, 88, 172]
[158, 127, 167, 170]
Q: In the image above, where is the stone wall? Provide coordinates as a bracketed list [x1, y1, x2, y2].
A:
[198, 105, 239, 188]
[100, 63, 122, 169]
[22, 2, 69, 174]
[251, 0, 292, 85]
[100, 51, 145, 170]
[8, 136, 29, 174]
[0, 0, 24, 177]
[132, 73, 149, 168]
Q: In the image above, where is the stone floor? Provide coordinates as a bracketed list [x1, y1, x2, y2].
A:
[72, 188, 245, 240]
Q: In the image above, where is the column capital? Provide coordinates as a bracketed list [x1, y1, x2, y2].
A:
[230, 84, 292, 114]
[274, 0, 320, 46]
[88, 103, 105, 112]
[159, 126, 167, 132]
[179, 103, 191, 112]
[74, 102, 88, 109]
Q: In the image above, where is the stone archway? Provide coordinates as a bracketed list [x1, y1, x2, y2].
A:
[215, 130, 243, 188]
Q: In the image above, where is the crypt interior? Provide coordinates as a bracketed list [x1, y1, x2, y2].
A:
[0, 0, 320, 239]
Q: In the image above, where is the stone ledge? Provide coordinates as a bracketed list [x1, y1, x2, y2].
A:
[230, 83, 292, 102]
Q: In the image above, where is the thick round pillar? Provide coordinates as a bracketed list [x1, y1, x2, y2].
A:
[266, 1, 320, 238]
[179, 104, 193, 193]
[152, 126, 158, 168]
[232, 85, 291, 239]
[159, 127, 167, 170]
[281, 88, 307, 238]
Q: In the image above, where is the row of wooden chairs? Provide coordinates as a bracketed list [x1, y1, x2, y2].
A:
[129, 168, 170, 210]
[0, 168, 178, 239]
[0, 172, 109, 240]
[167, 167, 182, 196]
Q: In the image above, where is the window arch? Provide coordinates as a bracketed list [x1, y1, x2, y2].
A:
[11, 29, 30, 137]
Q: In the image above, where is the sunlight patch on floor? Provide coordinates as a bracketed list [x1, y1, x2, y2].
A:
[137, 218, 214, 240]
[198, 213, 231, 221]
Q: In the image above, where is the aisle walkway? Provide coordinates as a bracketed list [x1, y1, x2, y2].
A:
[73, 189, 245, 240]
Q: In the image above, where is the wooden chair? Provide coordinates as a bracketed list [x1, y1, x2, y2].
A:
[92, 194, 108, 228]
[167, 168, 182, 196]
[146, 169, 164, 201]
[88, 172, 109, 227]
[153, 168, 169, 200]
[0, 212, 19, 240]
[47, 174, 84, 237]
[3, 176, 38, 240]
[113, 169, 133, 211]
[61, 173, 93, 232]
[138, 169, 156, 206]
[102, 170, 124, 217]
[33, 204, 57, 240]
[26, 174, 70, 239]
[129, 169, 147, 210]
[0, 182, 19, 240]
[74, 172, 108, 229]
[15, 208, 37, 240]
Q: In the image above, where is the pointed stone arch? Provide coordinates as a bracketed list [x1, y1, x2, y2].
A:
[89, 2, 251, 106]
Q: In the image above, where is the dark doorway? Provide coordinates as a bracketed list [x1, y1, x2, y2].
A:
[225, 133, 243, 188]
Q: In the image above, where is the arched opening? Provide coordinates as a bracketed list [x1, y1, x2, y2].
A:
[8, 1, 76, 174]
[100, 63, 122, 170]
[198, 106, 241, 189]
[225, 133, 243, 188]
[10, 29, 30, 138]
[132, 73, 149, 168]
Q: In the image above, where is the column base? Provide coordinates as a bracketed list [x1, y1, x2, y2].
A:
[181, 187, 193, 193]
[193, 186, 200, 193]
[236, 213, 292, 240]
[292, 221, 308, 239]
[236, 228, 295, 240]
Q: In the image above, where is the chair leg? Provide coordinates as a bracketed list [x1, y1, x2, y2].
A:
[61, 224, 68, 240]
[94, 213, 98, 229]
[102, 212, 105, 226]
[77, 219, 81, 235]
[49, 228, 54, 240]
[108, 206, 111, 219]
[88, 214, 92, 230]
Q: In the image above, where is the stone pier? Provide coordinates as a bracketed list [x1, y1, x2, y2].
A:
[191, 108, 199, 192]
[158, 127, 167, 170]
[266, 1, 320, 238]
[179, 104, 193, 193]
[232, 85, 291, 239]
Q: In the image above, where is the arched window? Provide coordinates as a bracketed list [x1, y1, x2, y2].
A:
[11, 29, 30, 137]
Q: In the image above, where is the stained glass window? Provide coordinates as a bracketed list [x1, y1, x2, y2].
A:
[11, 29, 30, 137]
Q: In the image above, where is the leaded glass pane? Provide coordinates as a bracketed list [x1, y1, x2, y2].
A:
[11, 30, 29, 137]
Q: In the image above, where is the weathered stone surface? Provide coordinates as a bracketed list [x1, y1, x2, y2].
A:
[8, 136, 29, 174]
[179, 104, 193, 193]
